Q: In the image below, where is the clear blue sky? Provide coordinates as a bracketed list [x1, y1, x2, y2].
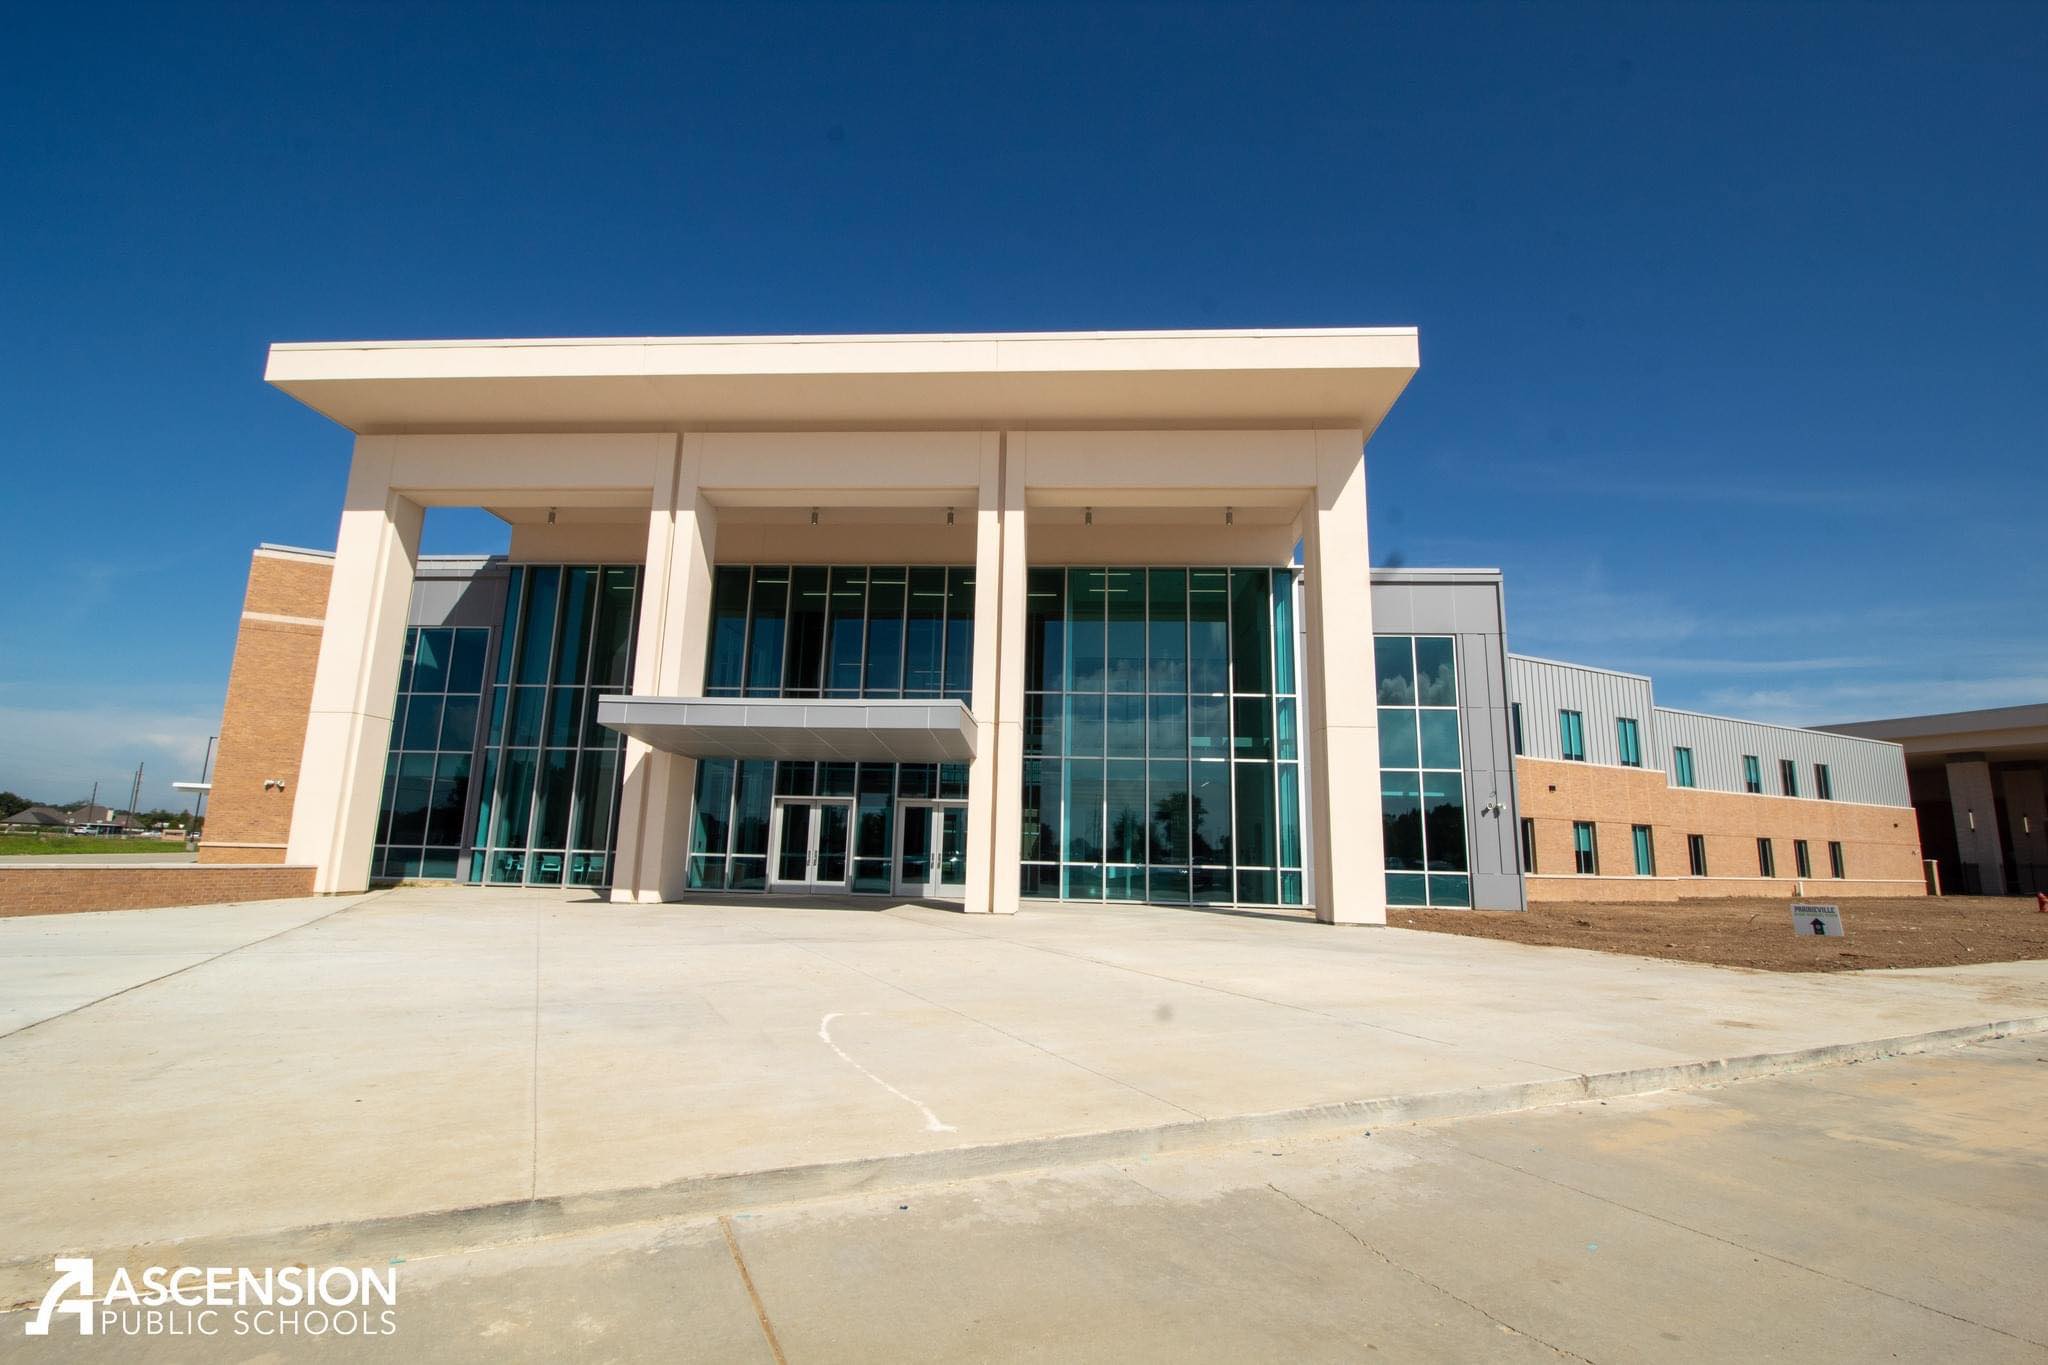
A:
[2, 1, 2043, 811]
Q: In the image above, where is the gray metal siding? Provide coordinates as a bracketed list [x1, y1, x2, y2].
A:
[1507, 656, 1655, 768]
[1653, 708, 1910, 807]
[1506, 653, 1912, 809]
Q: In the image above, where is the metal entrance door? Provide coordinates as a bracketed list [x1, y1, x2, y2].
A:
[769, 798, 853, 892]
[895, 800, 969, 899]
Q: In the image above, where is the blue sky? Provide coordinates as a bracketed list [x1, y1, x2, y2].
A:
[2, 0, 2043, 810]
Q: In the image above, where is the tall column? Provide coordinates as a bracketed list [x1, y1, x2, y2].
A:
[612, 436, 718, 904]
[1945, 757, 2007, 895]
[962, 432, 1005, 913]
[988, 432, 1031, 914]
[286, 441, 422, 893]
[1300, 429, 1386, 925]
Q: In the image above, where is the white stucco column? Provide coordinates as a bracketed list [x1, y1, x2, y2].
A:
[612, 436, 718, 903]
[962, 432, 1005, 913]
[1300, 429, 1386, 925]
[989, 432, 1031, 914]
[287, 441, 422, 893]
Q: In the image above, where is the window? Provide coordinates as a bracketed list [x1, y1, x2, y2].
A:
[1632, 824, 1656, 876]
[1520, 817, 1536, 873]
[1616, 717, 1642, 767]
[1829, 840, 1845, 878]
[1757, 837, 1776, 877]
[1378, 633, 1468, 908]
[1511, 703, 1524, 756]
[1673, 746, 1696, 788]
[1743, 754, 1762, 794]
[472, 565, 644, 888]
[1780, 759, 1798, 797]
[375, 625, 493, 882]
[1559, 710, 1586, 762]
[1795, 839, 1812, 879]
[1687, 833, 1708, 877]
[1573, 821, 1598, 875]
[1815, 764, 1833, 801]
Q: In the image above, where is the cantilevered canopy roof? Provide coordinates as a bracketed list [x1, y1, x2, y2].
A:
[265, 328, 1419, 433]
[598, 696, 976, 763]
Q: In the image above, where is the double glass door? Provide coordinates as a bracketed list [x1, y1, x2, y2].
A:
[771, 798, 853, 892]
[896, 800, 969, 898]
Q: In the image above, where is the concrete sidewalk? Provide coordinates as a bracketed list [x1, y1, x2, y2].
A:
[4, 887, 2047, 1291]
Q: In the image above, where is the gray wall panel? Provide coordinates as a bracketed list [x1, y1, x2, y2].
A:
[1507, 653, 1911, 809]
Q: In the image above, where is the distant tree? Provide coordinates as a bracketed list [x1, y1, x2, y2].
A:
[0, 791, 28, 819]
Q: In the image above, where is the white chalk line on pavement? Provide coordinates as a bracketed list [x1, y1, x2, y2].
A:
[818, 1011, 957, 1133]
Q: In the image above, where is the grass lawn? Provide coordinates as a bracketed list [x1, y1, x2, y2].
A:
[0, 834, 190, 857]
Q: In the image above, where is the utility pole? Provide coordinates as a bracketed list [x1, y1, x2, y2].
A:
[128, 762, 144, 830]
[88, 780, 98, 820]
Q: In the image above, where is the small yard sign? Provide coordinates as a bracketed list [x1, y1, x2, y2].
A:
[1792, 903, 1844, 937]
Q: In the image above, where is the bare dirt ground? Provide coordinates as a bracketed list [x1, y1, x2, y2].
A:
[1392, 895, 2048, 972]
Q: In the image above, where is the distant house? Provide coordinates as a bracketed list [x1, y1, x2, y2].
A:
[0, 805, 71, 830]
[66, 805, 138, 832]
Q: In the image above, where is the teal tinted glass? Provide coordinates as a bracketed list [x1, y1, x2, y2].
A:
[1105, 569, 1145, 692]
[1379, 708, 1418, 768]
[1229, 568, 1271, 695]
[1187, 570, 1229, 693]
[1065, 569, 1106, 691]
[1414, 637, 1457, 706]
[1375, 636, 1414, 704]
[1418, 710, 1461, 769]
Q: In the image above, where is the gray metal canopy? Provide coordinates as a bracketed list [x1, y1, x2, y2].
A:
[597, 696, 976, 763]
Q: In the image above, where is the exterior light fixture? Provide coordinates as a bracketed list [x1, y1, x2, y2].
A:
[547, 506, 557, 526]
[1225, 506, 1234, 525]
[1084, 507, 1093, 526]
[1967, 810, 1976, 831]
[946, 506, 955, 526]
[810, 507, 820, 526]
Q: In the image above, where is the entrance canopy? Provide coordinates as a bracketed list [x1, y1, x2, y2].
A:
[597, 696, 976, 763]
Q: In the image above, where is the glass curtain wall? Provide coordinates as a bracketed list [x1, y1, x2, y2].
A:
[1375, 634, 1470, 907]
[1021, 566, 1304, 907]
[472, 565, 642, 887]
[374, 626, 491, 879]
[686, 565, 975, 892]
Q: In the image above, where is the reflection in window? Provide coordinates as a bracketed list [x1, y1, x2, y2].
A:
[1376, 635, 1468, 907]
[473, 565, 642, 888]
[1025, 567, 1304, 907]
[376, 625, 492, 881]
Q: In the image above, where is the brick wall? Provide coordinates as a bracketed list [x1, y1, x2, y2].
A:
[1517, 756, 1925, 901]
[198, 548, 331, 865]
[0, 865, 317, 917]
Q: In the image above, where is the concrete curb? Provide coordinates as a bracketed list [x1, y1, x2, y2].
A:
[6, 1013, 2045, 1308]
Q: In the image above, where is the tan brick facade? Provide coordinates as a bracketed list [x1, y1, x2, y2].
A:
[197, 548, 331, 866]
[1517, 756, 1925, 901]
[0, 865, 316, 917]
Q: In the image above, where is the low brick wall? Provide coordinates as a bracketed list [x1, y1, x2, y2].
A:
[1526, 874, 1925, 904]
[0, 865, 318, 918]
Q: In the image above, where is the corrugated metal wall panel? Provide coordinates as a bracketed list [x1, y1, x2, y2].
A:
[1506, 653, 1911, 809]
[1506, 656, 1655, 767]
[1653, 708, 1910, 807]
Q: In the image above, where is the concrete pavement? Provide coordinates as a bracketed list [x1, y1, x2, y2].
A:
[9, 1035, 2043, 1361]
[3, 886, 2047, 1305]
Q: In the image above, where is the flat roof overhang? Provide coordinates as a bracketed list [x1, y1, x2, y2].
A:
[264, 327, 1419, 434]
[598, 696, 975, 763]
